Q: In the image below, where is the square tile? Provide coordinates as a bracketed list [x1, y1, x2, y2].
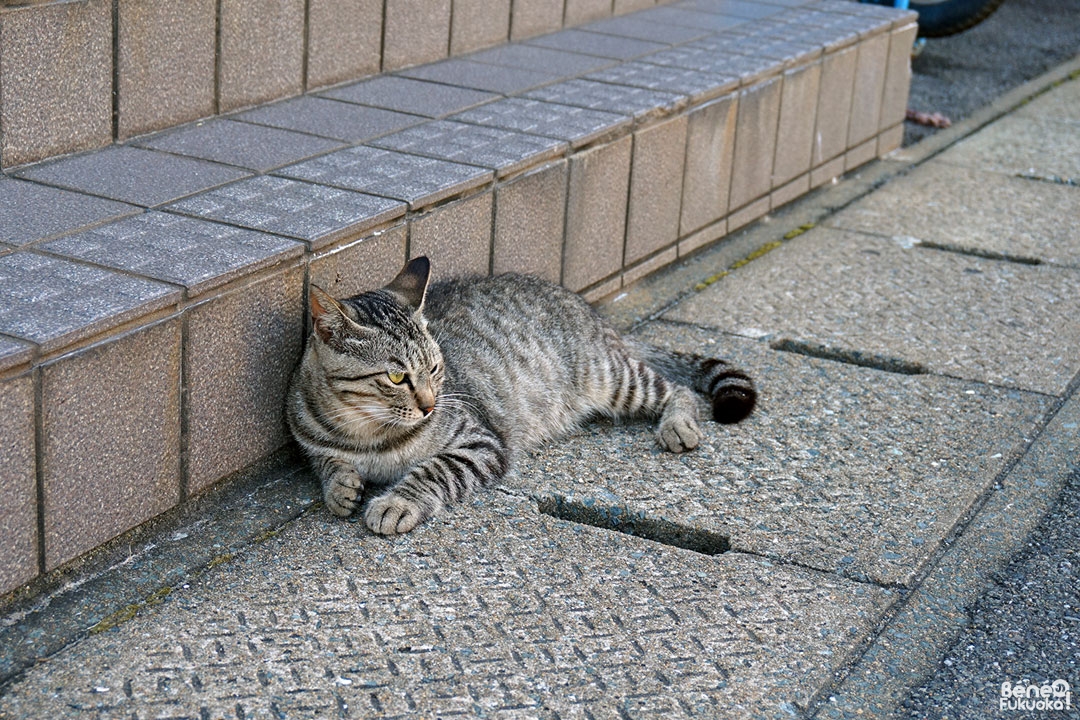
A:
[563, 136, 632, 292]
[166, 176, 405, 250]
[40, 212, 304, 297]
[524, 28, 666, 60]
[0, 335, 35, 373]
[564, 0, 613, 25]
[451, 0, 511, 54]
[586, 61, 737, 104]
[642, 46, 783, 86]
[813, 44, 858, 165]
[467, 43, 615, 77]
[132, 118, 344, 172]
[680, 92, 738, 235]
[217, 0, 305, 112]
[880, 22, 917, 131]
[398, 58, 564, 94]
[184, 266, 305, 495]
[580, 14, 711, 44]
[309, 223, 408, 300]
[0, 251, 181, 353]
[613, 0, 656, 13]
[847, 32, 890, 147]
[322, 76, 497, 118]
[0, 372, 37, 594]
[509, 0, 564, 41]
[0, 177, 138, 246]
[408, 191, 493, 282]
[306, 0, 382, 88]
[369, 120, 566, 177]
[277, 146, 493, 209]
[0, 0, 111, 167]
[524, 79, 687, 122]
[676, 0, 788, 17]
[772, 61, 822, 187]
[625, 115, 687, 264]
[451, 97, 632, 149]
[234, 96, 424, 143]
[493, 160, 568, 282]
[729, 76, 782, 209]
[115, 0, 216, 139]
[382, 0, 451, 71]
[41, 317, 181, 570]
[15, 146, 250, 208]
[635, 6, 750, 32]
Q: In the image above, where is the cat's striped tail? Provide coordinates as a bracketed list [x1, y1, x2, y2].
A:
[626, 339, 757, 423]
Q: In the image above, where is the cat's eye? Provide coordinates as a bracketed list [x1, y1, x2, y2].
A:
[387, 370, 406, 384]
[431, 363, 439, 375]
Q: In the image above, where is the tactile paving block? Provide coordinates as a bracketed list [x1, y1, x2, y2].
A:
[524, 78, 687, 121]
[0, 177, 138, 247]
[524, 28, 666, 60]
[642, 46, 785, 85]
[320, 75, 497, 118]
[581, 14, 712, 44]
[586, 60, 738, 104]
[451, 97, 631, 149]
[234, 96, 424, 143]
[635, 5, 752, 32]
[166, 176, 406, 249]
[369, 120, 566, 177]
[0, 252, 179, 352]
[0, 336, 33, 372]
[276, 146, 493, 209]
[466, 43, 615, 76]
[398, 58, 564, 94]
[0, 496, 896, 718]
[40, 212, 304, 297]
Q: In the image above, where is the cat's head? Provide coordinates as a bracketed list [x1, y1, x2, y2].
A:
[307, 256, 445, 433]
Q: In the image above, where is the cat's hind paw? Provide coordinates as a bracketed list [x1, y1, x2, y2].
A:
[658, 413, 702, 453]
[364, 493, 428, 535]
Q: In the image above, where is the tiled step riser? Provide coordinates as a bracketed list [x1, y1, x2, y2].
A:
[0, 0, 680, 169]
[0, 4, 916, 598]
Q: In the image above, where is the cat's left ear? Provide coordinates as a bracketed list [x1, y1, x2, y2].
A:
[385, 256, 431, 311]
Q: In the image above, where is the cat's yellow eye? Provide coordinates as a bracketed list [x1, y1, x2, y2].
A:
[387, 370, 406, 384]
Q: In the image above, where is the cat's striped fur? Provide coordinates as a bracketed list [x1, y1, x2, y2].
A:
[286, 257, 756, 535]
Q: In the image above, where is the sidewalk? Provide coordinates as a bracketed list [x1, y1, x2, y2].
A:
[1, 63, 1078, 720]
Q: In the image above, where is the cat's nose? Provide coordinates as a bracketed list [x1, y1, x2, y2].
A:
[420, 405, 435, 417]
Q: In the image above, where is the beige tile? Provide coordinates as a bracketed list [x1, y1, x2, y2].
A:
[626, 116, 688, 265]
[728, 196, 770, 232]
[878, 124, 904, 157]
[847, 33, 889, 148]
[622, 245, 678, 287]
[510, 0, 565, 40]
[729, 77, 782, 211]
[679, 93, 738, 236]
[771, 173, 810, 210]
[678, 218, 727, 258]
[309, 224, 408, 299]
[494, 161, 568, 282]
[307, 0, 383, 88]
[410, 192, 494, 281]
[184, 265, 305, 496]
[811, 155, 846, 188]
[218, 0, 305, 112]
[41, 319, 182, 570]
[0, 371, 37, 594]
[812, 45, 857, 166]
[845, 137, 878, 172]
[564, 0, 611, 25]
[773, 62, 822, 188]
[880, 23, 917, 132]
[383, 0, 452, 71]
[451, 0, 511, 54]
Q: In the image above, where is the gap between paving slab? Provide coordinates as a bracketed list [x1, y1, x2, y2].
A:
[2, 48, 1078, 715]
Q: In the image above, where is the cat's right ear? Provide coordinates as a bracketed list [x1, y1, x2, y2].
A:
[309, 285, 352, 343]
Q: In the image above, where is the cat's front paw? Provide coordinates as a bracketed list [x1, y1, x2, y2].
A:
[364, 492, 427, 535]
[324, 469, 364, 517]
[658, 413, 702, 453]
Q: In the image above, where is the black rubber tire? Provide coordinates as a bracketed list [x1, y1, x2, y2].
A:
[909, 0, 1007, 37]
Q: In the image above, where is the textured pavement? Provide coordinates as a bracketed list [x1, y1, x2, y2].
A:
[2, 60, 1079, 720]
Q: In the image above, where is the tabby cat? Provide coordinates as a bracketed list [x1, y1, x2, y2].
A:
[286, 257, 756, 535]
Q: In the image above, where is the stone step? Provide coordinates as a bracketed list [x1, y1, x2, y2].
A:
[0, 0, 916, 597]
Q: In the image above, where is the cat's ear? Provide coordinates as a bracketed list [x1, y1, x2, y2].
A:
[308, 285, 354, 343]
[385, 256, 431, 311]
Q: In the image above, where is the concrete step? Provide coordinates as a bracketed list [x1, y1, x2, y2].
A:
[0, 0, 916, 597]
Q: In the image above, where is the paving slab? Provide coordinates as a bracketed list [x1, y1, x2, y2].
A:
[828, 162, 1080, 267]
[466, 43, 616, 77]
[0, 251, 180, 353]
[0, 335, 34, 373]
[938, 114, 1080, 183]
[0, 494, 896, 719]
[0, 176, 138, 246]
[14, 146, 250, 208]
[524, 28, 667, 60]
[580, 14, 713, 44]
[635, 6, 753, 32]
[397, 58, 565, 94]
[233, 96, 424, 144]
[130, 118, 345, 172]
[165, 176, 406, 249]
[1014, 72, 1080, 125]
[39, 211, 304, 297]
[276, 146, 493, 210]
[368, 119, 567, 177]
[523, 78, 688, 122]
[663, 227, 1080, 396]
[586, 61, 739, 104]
[513, 324, 1051, 587]
[450, 97, 632, 149]
[320, 75, 497, 118]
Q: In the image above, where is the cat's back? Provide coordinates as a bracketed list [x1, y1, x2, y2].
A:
[424, 272, 613, 448]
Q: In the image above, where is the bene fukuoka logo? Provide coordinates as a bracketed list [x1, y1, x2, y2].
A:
[1000, 679, 1072, 712]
